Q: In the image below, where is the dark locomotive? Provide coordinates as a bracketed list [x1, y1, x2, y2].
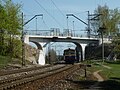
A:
[63, 48, 77, 64]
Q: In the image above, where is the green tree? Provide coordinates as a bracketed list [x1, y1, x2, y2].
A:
[0, 3, 7, 55]
[91, 5, 120, 59]
[4, 0, 22, 57]
[0, 0, 22, 57]
[112, 33, 120, 58]
[91, 5, 120, 36]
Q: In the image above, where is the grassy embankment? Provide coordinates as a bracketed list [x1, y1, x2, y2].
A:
[86, 61, 120, 80]
[0, 55, 23, 68]
[84, 60, 120, 89]
[0, 55, 35, 69]
[0, 55, 12, 68]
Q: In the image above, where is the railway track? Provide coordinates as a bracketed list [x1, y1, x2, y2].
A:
[0, 64, 74, 90]
[0, 65, 51, 76]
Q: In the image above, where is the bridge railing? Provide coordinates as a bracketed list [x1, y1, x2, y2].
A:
[24, 30, 113, 43]
[24, 30, 88, 37]
[24, 30, 51, 36]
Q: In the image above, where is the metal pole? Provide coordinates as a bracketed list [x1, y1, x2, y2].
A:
[84, 65, 87, 78]
[73, 21, 75, 37]
[21, 12, 25, 66]
[85, 67, 87, 78]
[48, 43, 51, 64]
[88, 11, 90, 38]
[67, 16, 69, 29]
[36, 17, 37, 34]
[101, 31, 104, 63]
[99, 26, 105, 64]
[66, 16, 69, 36]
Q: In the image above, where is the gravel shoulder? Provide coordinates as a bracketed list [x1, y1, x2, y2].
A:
[39, 68, 97, 90]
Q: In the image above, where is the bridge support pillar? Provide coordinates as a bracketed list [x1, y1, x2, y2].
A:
[38, 48, 46, 65]
[75, 42, 87, 61]
[38, 42, 48, 65]
[80, 44, 87, 61]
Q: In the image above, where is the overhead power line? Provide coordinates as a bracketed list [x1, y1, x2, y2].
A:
[34, 0, 64, 28]
[50, 0, 65, 17]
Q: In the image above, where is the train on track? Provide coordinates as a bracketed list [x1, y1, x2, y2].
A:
[63, 48, 77, 64]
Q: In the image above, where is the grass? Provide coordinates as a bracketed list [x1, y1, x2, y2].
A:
[85, 60, 120, 81]
[73, 60, 120, 89]
[0, 55, 13, 68]
[106, 64, 120, 80]
[84, 60, 120, 90]
[0, 55, 34, 69]
[98, 62, 120, 90]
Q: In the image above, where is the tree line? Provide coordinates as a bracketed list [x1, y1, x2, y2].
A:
[91, 5, 120, 36]
[0, 0, 22, 58]
[90, 5, 120, 59]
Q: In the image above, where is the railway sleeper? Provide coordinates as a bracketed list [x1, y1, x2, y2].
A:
[0, 65, 62, 85]
[0, 65, 51, 76]
[0, 65, 73, 89]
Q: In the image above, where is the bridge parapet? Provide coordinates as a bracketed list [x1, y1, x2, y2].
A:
[25, 30, 90, 38]
[24, 30, 112, 44]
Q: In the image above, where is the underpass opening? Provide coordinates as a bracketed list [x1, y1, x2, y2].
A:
[46, 42, 80, 64]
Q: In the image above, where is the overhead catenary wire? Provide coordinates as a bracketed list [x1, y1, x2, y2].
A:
[34, 0, 64, 29]
[50, 0, 66, 29]
[50, 0, 65, 17]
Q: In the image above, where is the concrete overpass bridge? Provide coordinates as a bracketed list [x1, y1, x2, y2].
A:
[24, 30, 111, 65]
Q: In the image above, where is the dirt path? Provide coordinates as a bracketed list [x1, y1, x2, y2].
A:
[89, 70, 104, 89]
[93, 70, 104, 81]
[96, 63, 112, 69]
[102, 64, 111, 69]
[89, 64, 112, 89]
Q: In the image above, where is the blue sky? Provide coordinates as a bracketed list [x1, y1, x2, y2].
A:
[13, 0, 120, 35]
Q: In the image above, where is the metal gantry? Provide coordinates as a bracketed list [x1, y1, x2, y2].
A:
[66, 13, 90, 38]
[66, 12, 102, 38]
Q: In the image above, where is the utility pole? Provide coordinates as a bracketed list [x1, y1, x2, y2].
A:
[73, 21, 75, 37]
[99, 25, 106, 64]
[48, 43, 51, 64]
[36, 17, 38, 34]
[21, 12, 25, 66]
[102, 30, 104, 63]
[88, 11, 90, 38]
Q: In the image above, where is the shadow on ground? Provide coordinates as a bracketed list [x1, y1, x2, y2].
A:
[99, 77, 120, 90]
[106, 61, 120, 64]
[66, 79, 97, 89]
[66, 79, 120, 90]
[99, 80, 120, 90]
